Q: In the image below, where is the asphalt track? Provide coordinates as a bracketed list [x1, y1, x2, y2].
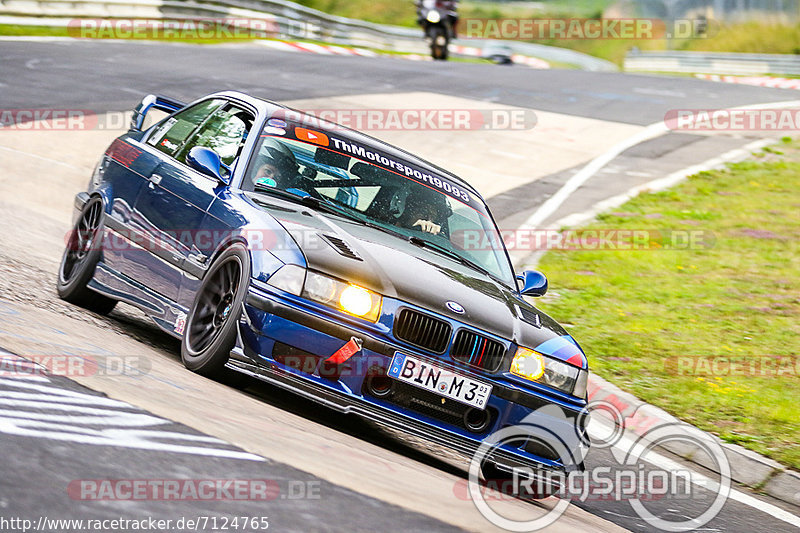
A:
[2, 40, 795, 122]
[0, 350, 459, 533]
[1, 39, 799, 532]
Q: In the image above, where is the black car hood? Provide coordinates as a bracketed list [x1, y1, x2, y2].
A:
[252, 196, 583, 366]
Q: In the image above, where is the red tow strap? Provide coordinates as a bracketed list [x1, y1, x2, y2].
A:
[325, 337, 363, 365]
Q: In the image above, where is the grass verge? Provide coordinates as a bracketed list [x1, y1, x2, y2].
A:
[677, 21, 800, 55]
[536, 137, 800, 469]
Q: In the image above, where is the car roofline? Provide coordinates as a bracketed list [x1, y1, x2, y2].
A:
[207, 90, 483, 199]
[205, 91, 519, 284]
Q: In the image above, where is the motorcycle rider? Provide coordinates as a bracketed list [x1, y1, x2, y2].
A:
[415, 0, 459, 38]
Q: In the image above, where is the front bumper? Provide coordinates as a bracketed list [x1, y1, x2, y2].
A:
[231, 285, 589, 473]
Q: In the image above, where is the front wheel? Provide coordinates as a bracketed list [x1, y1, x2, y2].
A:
[181, 243, 250, 379]
[56, 197, 117, 314]
[429, 26, 449, 60]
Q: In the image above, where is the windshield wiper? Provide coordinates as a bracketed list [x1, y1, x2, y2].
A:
[251, 187, 413, 240]
[251, 187, 365, 224]
[251, 186, 311, 205]
[408, 235, 496, 279]
[304, 195, 366, 224]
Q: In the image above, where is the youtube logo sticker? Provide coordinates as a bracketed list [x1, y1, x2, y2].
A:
[295, 127, 329, 147]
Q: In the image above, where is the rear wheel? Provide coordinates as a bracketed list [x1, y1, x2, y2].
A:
[56, 197, 117, 314]
[181, 244, 250, 379]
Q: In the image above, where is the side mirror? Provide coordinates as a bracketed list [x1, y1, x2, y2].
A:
[517, 270, 548, 297]
[187, 147, 227, 184]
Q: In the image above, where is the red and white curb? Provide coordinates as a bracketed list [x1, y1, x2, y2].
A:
[259, 40, 377, 57]
[450, 44, 550, 69]
[696, 74, 800, 90]
[587, 372, 800, 507]
[258, 39, 550, 68]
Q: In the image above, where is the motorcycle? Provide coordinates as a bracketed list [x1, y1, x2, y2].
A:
[416, 0, 457, 60]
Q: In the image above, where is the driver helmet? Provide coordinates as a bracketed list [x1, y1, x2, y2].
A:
[251, 138, 298, 189]
[402, 189, 451, 225]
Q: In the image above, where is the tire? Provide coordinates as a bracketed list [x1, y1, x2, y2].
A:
[181, 243, 250, 379]
[56, 197, 117, 315]
[429, 26, 448, 60]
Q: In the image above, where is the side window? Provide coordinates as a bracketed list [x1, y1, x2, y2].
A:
[176, 105, 253, 176]
[147, 99, 225, 157]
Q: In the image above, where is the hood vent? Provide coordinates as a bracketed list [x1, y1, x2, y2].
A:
[518, 306, 542, 328]
[320, 234, 362, 261]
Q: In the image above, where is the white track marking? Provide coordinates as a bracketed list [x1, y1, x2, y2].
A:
[589, 424, 800, 529]
[519, 99, 800, 231]
[0, 145, 83, 170]
[520, 121, 670, 229]
[553, 138, 774, 229]
[0, 36, 76, 42]
[0, 366, 265, 461]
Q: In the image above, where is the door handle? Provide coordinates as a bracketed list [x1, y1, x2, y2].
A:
[188, 253, 207, 264]
[150, 174, 163, 185]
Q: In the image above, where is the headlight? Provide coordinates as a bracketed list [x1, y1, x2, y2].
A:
[426, 10, 441, 23]
[267, 264, 305, 295]
[339, 285, 373, 316]
[303, 271, 382, 322]
[265, 266, 382, 321]
[511, 347, 585, 397]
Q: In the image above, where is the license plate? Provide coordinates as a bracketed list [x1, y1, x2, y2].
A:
[387, 352, 492, 410]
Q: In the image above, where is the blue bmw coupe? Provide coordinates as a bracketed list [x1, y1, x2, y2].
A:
[58, 91, 590, 484]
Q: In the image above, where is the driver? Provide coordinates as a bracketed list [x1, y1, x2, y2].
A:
[250, 138, 299, 190]
[400, 194, 449, 236]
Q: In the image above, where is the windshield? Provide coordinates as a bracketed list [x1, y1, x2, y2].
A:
[242, 121, 514, 284]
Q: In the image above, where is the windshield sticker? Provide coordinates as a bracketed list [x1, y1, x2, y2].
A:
[255, 177, 277, 188]
[149, 117, 176, 143]
[263, 126, 286, 136]
[260, 125, 479, 210]
[295, 127, 330, 147]
[329, 136, 473, 206]
[160, 138, 178, 151]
